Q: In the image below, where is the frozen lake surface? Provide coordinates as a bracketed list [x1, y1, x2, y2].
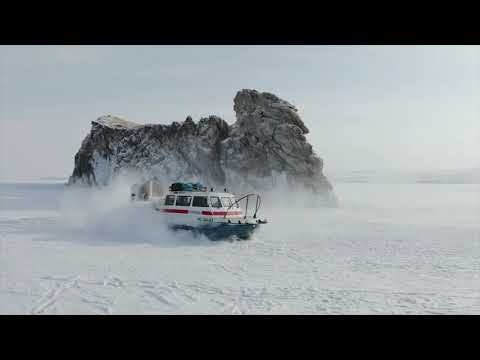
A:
[1, 181, 479, 314]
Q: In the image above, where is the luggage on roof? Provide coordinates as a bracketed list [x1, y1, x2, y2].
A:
[169, 182, 206, 192]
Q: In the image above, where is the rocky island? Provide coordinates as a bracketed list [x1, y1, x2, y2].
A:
[68, 89, 337, 205]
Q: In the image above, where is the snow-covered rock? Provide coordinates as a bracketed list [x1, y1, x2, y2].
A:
[68, 89, 336, 204]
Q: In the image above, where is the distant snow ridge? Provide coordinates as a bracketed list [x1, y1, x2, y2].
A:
[68, 89, 336, 204]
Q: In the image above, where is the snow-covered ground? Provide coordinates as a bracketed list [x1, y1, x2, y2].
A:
[1, 181, 479, 314]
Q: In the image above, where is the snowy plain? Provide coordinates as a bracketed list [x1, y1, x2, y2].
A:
[1, 180, 479, 314]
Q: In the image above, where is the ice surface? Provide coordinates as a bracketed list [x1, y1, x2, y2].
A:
[1, 181, 479, 314]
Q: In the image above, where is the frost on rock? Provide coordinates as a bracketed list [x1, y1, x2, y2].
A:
[68, 89, 337, 205]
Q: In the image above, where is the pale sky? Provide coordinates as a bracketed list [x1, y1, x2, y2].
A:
[0, 45, 478, 181]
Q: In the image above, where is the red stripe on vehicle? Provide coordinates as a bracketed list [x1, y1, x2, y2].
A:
[201, 211, 242, 216]
[163, 209, 189, 214]
[220, 211, 242, 216]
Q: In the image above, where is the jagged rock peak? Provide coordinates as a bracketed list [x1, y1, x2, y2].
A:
[233, 89, 308, 134]
[93, 115, 142, 129]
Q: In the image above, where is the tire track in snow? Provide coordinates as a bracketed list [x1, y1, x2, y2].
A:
[143, 289, 177, 307]
[30, 276, 79, 314]
[139, 281, 201, 309]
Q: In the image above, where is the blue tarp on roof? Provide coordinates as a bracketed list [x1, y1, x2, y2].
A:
[169, 182, 206, 192]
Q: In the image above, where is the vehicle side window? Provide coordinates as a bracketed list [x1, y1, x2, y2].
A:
[210, 196, 222, 208]
[176, 195, 192, 206]
[192, 196, 209, 207]
[221, 197, 232, 208]
[165, 195, 175, 206]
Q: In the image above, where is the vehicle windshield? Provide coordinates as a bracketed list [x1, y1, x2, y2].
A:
[210, 196, 222, 208]
[221, 197, 233, 208]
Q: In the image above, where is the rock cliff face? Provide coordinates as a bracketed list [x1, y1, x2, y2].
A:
[68, 89, 336, 204]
